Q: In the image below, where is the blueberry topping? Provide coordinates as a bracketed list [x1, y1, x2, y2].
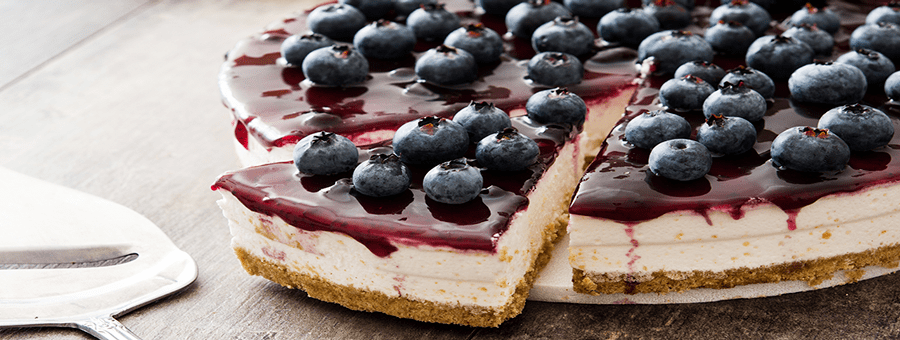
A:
[423, 158, 484, 204]
[476, 127, 541, 171]
[281, 33, 335, 66]
[505, 0, 572, 39]
[745, 35, 815, 80]
[703, 81, 767, 121]
[817, 104, 894, 152]
[781, 24, 834, 57]
[834, 48, 897, 89]
[624, 110, 691, 149]
[886, 71, 900, 100]
[307, 4, 367, 41]
[658, 75, 716, 112]
[453, 101, 512, 142]
[648, 139, 712, 181]
[477, 0, 527, 16]
[340, 0, 394, 21]
[674, 61, 726, 87]
[696, 114, 757, 156]
[302, 45, 369, 86]
[532, 16, 596, 57]
[708, 0, 772, 37]
[353, 20, 417, 60]
[638, 30, 715, 75]
[788, 60, 868, 105]
[850, 22, 900, 65]
[392, 116, 470, 165]
[525, 87, 588, 125]
[293, 132, 359, 175]
[597, 8, 660, 48]
[643, 0, 692, 30]
[415, 45, 478, 85]
[642, 0, 694, 11]
[705, 21, 756, 56]
[526, 51, 584, 86]
[564, 0, 624, 19]
[407, 3, 461, 42]
[770, 126, 851, 173]
[866, 3, 900, 26]
[444, 23, 504, 64]
[352, 153, 412, 197]
[789, 3, 840, 35]
[720, 65, 775, 99]
[395, 0, 438, 16]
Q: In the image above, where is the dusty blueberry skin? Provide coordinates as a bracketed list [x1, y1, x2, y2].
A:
[720, 66, 775, 99]
[452, 101, 512, 142]
[477, 0, 524, 16]
[674, 61, 726, 89]
[281, 33, 335, 66]
[835, 49, 896, 88]
[771, 126, 851, 173]
[789, 61, 868, 105]
[340, 0, 395, 20]
[352, 153, 412, 197]
[393, 117, 470, 165]
[476, 128, 540, 171]
[415, 45, 478, 85]
[708, 1, 772, 37]
[564, 0, 624, 18]
[703, 81, 767, 121]
[817, 104, 894, 152]
[353, 21, 416, 60]
[886, 71, 900, 100]
[525, 87, 587, 125]
[866, 4, 900, 26]
[302, 45, 369, 86]
[526, 51, 584, 86]
[532, 17, 596, 57]
[745, 35, 815, 80]
[638, 30, 715, 76]
[788, 5, 840, 35]
[781, 24, 834, 56]
[850, 23, 900, 65]
[597, 8, 660, 48]
[407, 4, 461, 41]
[505, 0, 572, 39]
[648, 139, 712, 181]
[658, 75, 715, 112]
[624, 110, 691, 149]
[307, 4, 368, 41]
[642, 0, 694, 11]
[705, 21, 756, 56]
[697, 115, 757, 156]
[423, 158, 484, 204]
[293, 132, 359, 175]
[643, 1, 691, 30]
[443, 24, 504, 64]
[395, 0, 437, 16]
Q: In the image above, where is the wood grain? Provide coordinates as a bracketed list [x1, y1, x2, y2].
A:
[1, 0, 900, 339]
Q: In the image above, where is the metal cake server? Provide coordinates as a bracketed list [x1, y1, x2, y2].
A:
[0, 167, 197, 339]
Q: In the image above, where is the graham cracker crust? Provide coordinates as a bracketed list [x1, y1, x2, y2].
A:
[573, 243, 900, 295]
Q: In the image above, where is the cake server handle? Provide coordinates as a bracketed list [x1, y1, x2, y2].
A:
[73, 315, 142, 340]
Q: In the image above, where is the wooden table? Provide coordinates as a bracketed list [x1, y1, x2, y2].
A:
[2, 1, 900, 338]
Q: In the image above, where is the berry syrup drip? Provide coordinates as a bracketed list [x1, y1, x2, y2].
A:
[220, 0, 638, 149]
[214, 117, 573, 256]
[570, 1, 897, 227]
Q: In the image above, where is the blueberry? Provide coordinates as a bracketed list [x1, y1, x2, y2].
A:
[293, 132, 359, 175]
[526, 51, 584, 86]
[505, 0, 572, 39]
[648, 139, 712, 181]
[423, 158, 484, 204]
[696, 114, 757, 156]
[532, 17, 596, 57]
[392, 116, 470, 165]
[658, 75, 716, 112]
[788, 3, 840, 35]
[642, 0, 694, 11]
[415, 45, 478, 85]
[817, 104, 894, 152]
[770, 126, 851, 172]
[781, 24, 834, 56]
[476, 127, 540, 171]
[624, 110, 691, 149]
[886, 71, 900, 100]
[638, 30, 715, 76]
[444, 23, 504, 64]
[643, 1, 691, 30]
[788, 61, 867, 106]
[674, 61, 726, 90]
[703, 81, 767, 121]
[477, 0, 526, 16]
[850, 22, 900, 65]
[720, 65, 775, 99]
[353, 20, 417, 60]
[281, 33, 335, 66]
[866, 3, 900, 26]
[704, 21, 756, 56]
[597, 8, 660, 48]
[708, 0, 772, 37]
[307, 4, 368, 41]
[407, 3, 461, 41]
[745, 35, 815, 80]
[395, 0, 437, 16]
[525, 87, 587, 125]
[340, 0, 395, 20]
[834, 48, 896, 89]
[302, 45, 369, 86]
[565, 0, 624, 18]
[453, 101, 512, 141]
[352, 153, 412, 197]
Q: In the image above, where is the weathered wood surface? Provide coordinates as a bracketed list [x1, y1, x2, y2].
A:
[1, 1, 900, 339]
